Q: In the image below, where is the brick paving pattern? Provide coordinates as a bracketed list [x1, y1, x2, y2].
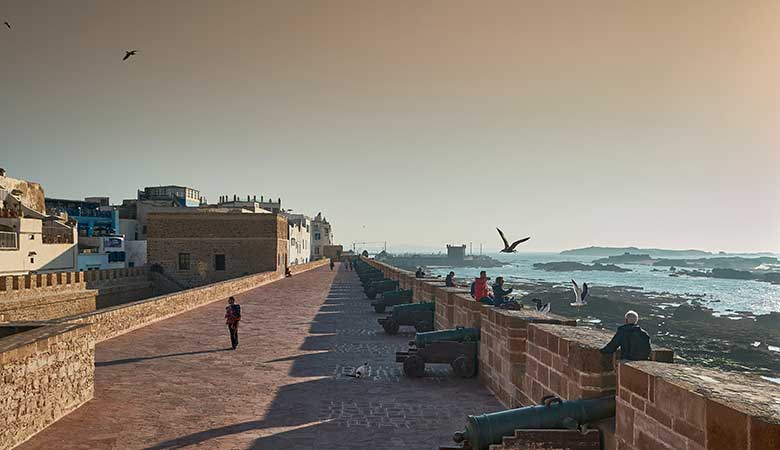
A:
[17, 265, 502, 450]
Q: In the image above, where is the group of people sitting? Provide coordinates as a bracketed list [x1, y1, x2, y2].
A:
[442, 270, 522, 309]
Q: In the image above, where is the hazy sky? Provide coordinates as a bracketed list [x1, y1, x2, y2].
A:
[2, 1, 778, 253]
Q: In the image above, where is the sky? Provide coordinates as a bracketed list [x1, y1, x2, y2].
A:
[1, 1, 778, 253]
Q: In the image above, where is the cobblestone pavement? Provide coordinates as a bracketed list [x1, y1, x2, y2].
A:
[17, 265, 502, 450]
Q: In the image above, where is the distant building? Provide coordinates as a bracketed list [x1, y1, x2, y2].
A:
[447, 244, 466, 263]
[147, 209, 288, 288]
[45, 197, 119, 237]
[138, 185, 201, 207]
[46, 197, 127, 271]
[0, 172, 78, 275]
[323, 245, 343, 261]
[217, 194, 281, 214]
[286, 214, 311, 265]
[310, 212, 333, 260]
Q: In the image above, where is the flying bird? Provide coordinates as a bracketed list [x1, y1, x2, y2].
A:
[570, 279, 589, 307]
[4, 21, 10, 29]
[496, 228, 530, 253]
[345, 362, 370, 378]
[533, 298, 551, 314]
[122, 50, 138, 61]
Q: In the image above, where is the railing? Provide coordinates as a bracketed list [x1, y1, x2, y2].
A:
[0, 231, 18, 249]
[42, 226, 74, 244]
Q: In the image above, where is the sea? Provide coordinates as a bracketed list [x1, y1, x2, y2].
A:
[424, 253, 780, 316]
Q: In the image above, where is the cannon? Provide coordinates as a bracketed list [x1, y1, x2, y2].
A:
[365, 279, 400, 299]
[358, 271, 384, 284]
[396, 326, 480, 378]
[371, 288, 413, 313]
[377, 302, 434, 334]
[452, 396, 616, 450]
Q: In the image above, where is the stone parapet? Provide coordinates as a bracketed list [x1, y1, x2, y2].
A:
[617, 361, 780, 450]
[0, 323, 95, 450]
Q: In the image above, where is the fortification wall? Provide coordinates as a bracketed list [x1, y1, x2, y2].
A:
[0, 268, 151, 322]
[362, 257, 779, 450]
[58, 258, 329, 343]
[0, 323, 94, 450]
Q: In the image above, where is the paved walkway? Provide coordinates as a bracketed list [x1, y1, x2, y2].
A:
[18, 265, 502, 450]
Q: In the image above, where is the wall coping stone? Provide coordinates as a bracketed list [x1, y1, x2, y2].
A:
[625, 361, 780, 423]
[0, 322, 91, 363]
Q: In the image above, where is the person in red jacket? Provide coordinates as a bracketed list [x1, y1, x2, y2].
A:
[225, 296, 241, 350]
[472, 271, 494, 304]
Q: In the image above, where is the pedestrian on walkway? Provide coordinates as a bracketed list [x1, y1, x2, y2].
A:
[330, 260, 335, 271]
[225, 296, 241, 350]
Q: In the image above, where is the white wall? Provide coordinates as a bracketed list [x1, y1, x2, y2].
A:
[125, 240, 147, 268]
[0, 218, 78, 275]
[288, 221, 310, 265]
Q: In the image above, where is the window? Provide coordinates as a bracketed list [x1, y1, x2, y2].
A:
[128, 262, 135, 268]
[315, 247, 320, 255]
[314, 233, 321, 240]
[142, 225, 148, 234]
[215, 254, 226, 271]
[178, 253, 190, 270]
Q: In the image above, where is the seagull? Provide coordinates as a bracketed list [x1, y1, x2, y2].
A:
[3, 21, 10, 30]
[570, 279, 589, 307]
[533, 298, 551, 314]
[345, 362, 370, 378]
[496, 228, 530, 253]
[122, 50, 138, 61]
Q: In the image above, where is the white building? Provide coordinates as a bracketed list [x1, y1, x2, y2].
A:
[310, 212, 333, 260]
[0, 173, 78, 275]
[286, 214, 311, 265]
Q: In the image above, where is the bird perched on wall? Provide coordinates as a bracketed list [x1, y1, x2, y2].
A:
[345, 362, 370, 378]
[122, 50, 138, 61]
[533, 298, 551, 313]
[570, 279, 589, 307]
[496, 228, 530, 253]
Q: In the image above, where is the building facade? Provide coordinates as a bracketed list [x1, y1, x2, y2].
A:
[147, 210, 288, 288]
[286, 214, 311, 265]
[310, 212, 333, 260]
[138, 185, 201, 207]
[0, 173, 78, 275]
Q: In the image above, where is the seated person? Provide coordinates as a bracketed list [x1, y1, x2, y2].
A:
[491, 277, 513, 305]
[472, 271, 494, 304]
[415, 267, 426, 278]
[445, 271, 456, 287]
[600, 311, 652, 361]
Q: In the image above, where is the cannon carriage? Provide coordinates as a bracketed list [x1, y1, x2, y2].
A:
[364, 279, 400, 299]
[377, 302, 434, 334]
[371, 288, 413, 313]
[396, 326, 480, 378]
[449, 396, 616, 450]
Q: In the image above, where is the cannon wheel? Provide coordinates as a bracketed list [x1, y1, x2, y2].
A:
[382, 318, 400, 334]
[373, 304, 386, 314]
[403, 354, 426, 378]
[451, 355, 476, 378]
[414, 321, 434, 333]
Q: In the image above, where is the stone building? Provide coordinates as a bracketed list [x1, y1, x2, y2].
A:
[310, 212, 333, 260]
[147, 210, 288, 288]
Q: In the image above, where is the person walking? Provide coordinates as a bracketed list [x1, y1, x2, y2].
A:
[225, 296, 241, 350]
[600, 311, 652, 361]
[330, 259, 335, 271]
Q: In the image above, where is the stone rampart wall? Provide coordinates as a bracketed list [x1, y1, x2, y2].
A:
[362, 258, 779, 450]
[0, 323, 95, 450]
[0, 267, 150, 322]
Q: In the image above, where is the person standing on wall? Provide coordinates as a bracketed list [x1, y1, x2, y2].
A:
[225, 296, 241, 350]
